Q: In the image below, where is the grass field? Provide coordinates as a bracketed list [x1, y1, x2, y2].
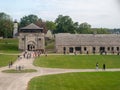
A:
[2, 69, 37, 73]
[27, 72, 120, 90]
[34, 55, 120, 69]
[0, 54, 17, 67]
[45, 39, 54, 49]
[0, 38, 20, 53]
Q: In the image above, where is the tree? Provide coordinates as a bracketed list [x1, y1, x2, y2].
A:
[55, 15, 75, 33]
[19, 14, 48, 33]
[78, 22, 91, 34]
[46, 21, 56, 31]
[19, 14, 39, 28]
[73, 22, 79, 33]
[92, 28, 110, 34]
[0, 12, 13, 38]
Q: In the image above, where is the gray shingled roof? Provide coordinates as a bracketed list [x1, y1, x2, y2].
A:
[21, 23, 43, 30]
[55, 33, 120, 46]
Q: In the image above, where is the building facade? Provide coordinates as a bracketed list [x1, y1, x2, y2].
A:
[19, 23, 45, 52]
[55, 33, 120, 54]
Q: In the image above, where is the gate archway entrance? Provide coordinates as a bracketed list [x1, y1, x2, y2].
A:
[28, 44, 35, 51]
[27, 41, 36, 51]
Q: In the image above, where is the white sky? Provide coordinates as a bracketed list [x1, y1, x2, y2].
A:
[0, 0, 120, 28]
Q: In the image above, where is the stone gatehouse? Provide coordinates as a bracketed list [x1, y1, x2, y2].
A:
[55, 33, 120, 54]
[19, 23, 45, 52]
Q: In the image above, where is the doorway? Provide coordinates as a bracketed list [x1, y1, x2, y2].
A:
[69, 47, 73, 53]
[28, 44, 35, 51]
[99, 47, 105, 53]
[63, 47, 66, 54]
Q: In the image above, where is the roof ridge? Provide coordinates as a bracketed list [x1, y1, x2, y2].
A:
[21, 23, 43, 30]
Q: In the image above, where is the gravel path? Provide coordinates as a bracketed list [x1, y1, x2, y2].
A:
[0, 54, 120, 90]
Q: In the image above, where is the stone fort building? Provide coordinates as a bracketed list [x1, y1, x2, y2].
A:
[19, 23, 45, 52]
[55, 33, 120, 54]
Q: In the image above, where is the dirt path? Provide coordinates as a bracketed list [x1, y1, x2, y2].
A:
[0, 53, 120, 90]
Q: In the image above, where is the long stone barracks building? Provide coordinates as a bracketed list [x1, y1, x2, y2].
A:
[55, 33, 120, 54]
[19, 23, 45, 52]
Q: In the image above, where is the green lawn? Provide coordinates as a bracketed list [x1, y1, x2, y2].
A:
[0, 38, 18, 43]
[0, 54, 17, 67]
[2, 69, 37, 73]
[45, 39, 54, 49]
[34, 55, 120, 69]
[28, 72, 120, 90]
[0, 38, 20, 53]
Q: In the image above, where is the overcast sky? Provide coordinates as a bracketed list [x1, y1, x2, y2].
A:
[0, 0, 120, 28]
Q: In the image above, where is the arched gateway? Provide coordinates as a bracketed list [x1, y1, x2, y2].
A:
[19, 23, 45, 52]
[27, 41, 36, 51]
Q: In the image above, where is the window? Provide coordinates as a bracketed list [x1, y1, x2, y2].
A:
[69, 47, 73, 53]
[93, 47, 96, 51]
[22, 38, 25, 40]
[38, 38, 41, 40]
[111, 47, 114, 51]
[75, 47, 81, 51]
[63, 47, 66, 51]
[107, 47, 110, 51]
[84, 47, 87, 51]
[100, 47, 105, 52]
[117, 47, 119, 51]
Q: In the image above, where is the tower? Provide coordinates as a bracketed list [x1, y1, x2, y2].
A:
[19, 23, 45, 52]
[13, 20, 18, 38]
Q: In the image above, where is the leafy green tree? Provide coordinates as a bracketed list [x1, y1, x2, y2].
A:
[46, 21, 56, 31]
[19, 14, 48, 33]
[78, 22, 91, 34]
[73, 22, 79, 33]
[55, 15, 75, 33]
[0, 12, 13, 38]
[19, 14, 39, 27]
[92, 28, 110, 34]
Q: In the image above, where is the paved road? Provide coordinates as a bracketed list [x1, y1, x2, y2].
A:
[0, 54, 120, 90]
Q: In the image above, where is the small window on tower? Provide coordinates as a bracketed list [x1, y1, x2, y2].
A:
[38, 38, 41, 40]
[22, 38, 25, 40]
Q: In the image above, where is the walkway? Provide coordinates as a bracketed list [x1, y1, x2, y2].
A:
[0, 53, 120, 90]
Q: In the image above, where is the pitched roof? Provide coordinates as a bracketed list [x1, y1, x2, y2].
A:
[21, 23, 43, 30]
[55, 33, 120, 46]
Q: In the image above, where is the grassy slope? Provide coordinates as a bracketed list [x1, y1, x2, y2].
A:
[28, 72, 120, 90]
[0, 54, 17, 67]
[34, 55, 120, 69]
[45, 39, 54, 49]
[0, 38, 20, 53]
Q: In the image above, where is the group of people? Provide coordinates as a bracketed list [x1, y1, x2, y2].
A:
[16, 65, 24, 71]
[8, 50, 48, 70]
[96, 62, 106, 70]
[23, 51, 32, 59]
[22, 50, 45, 58]
[17, 51, 41, 60]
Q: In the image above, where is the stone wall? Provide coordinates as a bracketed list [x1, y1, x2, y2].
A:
[56, 46, 120, 54]
[19, 33, 45, 51]
[55, 33, 120, 54]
